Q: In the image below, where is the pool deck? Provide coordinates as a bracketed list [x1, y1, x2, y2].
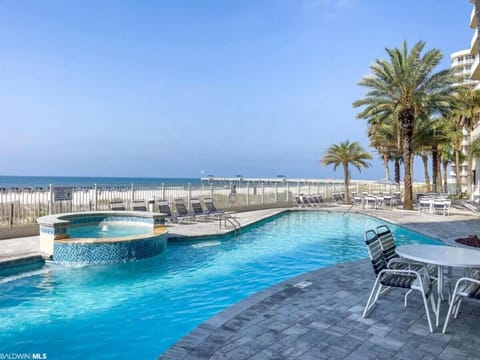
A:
[2, 206, 480, 359]
[161, 259, 480, 360]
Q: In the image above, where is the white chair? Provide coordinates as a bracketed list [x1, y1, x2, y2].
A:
[363, 230, 436, 332]
[419, 199, 432, 213]
[443, 275, 480, 333]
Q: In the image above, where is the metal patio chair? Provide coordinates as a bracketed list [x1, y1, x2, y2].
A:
[363, 229, 436, 332]
[443, 273, 480, 333]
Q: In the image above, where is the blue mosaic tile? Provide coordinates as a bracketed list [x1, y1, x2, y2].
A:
[53, 234, 167, 264]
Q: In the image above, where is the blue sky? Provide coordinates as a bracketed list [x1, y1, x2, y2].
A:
[0, 0, 473, 180]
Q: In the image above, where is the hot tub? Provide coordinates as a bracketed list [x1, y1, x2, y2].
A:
[37, 211, 168, 264]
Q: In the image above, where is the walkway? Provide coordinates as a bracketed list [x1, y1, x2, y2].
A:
[161, 259, 480, 360]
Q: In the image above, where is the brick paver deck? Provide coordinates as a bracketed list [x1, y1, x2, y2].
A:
[161, 259, 480, 360]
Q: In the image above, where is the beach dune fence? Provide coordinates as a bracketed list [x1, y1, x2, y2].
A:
[0, 179, 426, 227]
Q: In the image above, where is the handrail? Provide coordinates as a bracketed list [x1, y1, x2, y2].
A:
[343, 204, 355, 216]
[219, 213, 241, 235]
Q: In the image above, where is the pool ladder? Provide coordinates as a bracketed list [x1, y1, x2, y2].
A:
[219, 214, 242, 235]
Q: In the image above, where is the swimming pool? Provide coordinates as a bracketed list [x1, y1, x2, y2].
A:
[0, 212, 439, 359]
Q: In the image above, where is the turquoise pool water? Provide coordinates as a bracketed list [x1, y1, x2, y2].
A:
[67, 224, 151, 238]
[0, 212, 439, 359]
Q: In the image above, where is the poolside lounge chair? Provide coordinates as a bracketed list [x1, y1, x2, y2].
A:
[303, 196, 318, 208]
[174, 199, 195, 222]
[294, 196, 304, 207]
[442, 272, 480, 333]
[312, 195, 325, 206]
[190, 198, 212, 221]
[156, 200, 176, 223]
[132, 200, 147, 212]
[110, 200, 126, 211]
[203, 198, 237, 217]
[363, 229, 436, 332]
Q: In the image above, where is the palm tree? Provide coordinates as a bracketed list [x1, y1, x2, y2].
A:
[319, 140, 372, 204]
[353, 41, 456, 209]
[453, 88, 480, 197]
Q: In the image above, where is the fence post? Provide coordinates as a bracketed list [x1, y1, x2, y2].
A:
[94, 183, 98, 211]
[368, 182, 372, 194]
[187, 183, 192, 211]
[308, 183, 311, 195]
[261, 182, 265, 204]
[130, 183, 135, 210]
[9, 203, 13, 228]
[286, 183, 290, 202]
[48, 184, 53, 215]
[246, 182, 250, 206]
[274, 183, 278, 203]
[210, 183, 214, 199]
[161, 183, 165, 200]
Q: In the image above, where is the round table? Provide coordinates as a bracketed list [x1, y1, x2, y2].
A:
[396, 244, 480, 327]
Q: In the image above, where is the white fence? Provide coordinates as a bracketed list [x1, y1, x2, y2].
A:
[0, 179, 427, 227]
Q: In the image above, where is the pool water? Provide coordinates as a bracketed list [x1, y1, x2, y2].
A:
[67, 224, 151, 238]
[0, 212, 439, 359]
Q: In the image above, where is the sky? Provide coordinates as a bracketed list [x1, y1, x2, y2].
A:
[0, 0, 474, 180]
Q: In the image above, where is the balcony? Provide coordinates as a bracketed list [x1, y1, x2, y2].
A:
[472, 56, 480, 81]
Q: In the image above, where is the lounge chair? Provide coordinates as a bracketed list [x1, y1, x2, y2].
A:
[442, 272, 480, 333]
[203, 198, 223, 215]
[363, 229, 436, 332]
[132, 200, 147, 212]
[110, 200, 126, 211]
[302, 196, 318, 208]
[203, 198, 237, 218]
[174, 199, 195, 222]
[312, 195, 325, 205]
[294, 196, 304, 207]
[156, 200, 175, 222]
[190, 198, 212, 221]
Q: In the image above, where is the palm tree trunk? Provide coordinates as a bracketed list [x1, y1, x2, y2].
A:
[437, 155, 443, 192]
[442, 158, 448, 193]
[455, 149, 461, 196]
[383, 153, 390, 180]
[432, 145, 438, 193]
[343, 163, 350, 204]
[400, 109, 415, 210]
[421, 153, 430, 193]
[394, 158, 400, 183]
[467, 127, 473, 199]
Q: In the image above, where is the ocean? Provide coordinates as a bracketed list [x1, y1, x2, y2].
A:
[0, 176, 202, 188]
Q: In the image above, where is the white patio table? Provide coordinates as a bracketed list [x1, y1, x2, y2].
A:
[396, 244, 480, 327]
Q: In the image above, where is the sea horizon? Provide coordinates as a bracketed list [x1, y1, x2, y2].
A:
[0, 175, 203, 188]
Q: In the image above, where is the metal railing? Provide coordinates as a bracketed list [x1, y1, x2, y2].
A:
[0, 179, 430, 227]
